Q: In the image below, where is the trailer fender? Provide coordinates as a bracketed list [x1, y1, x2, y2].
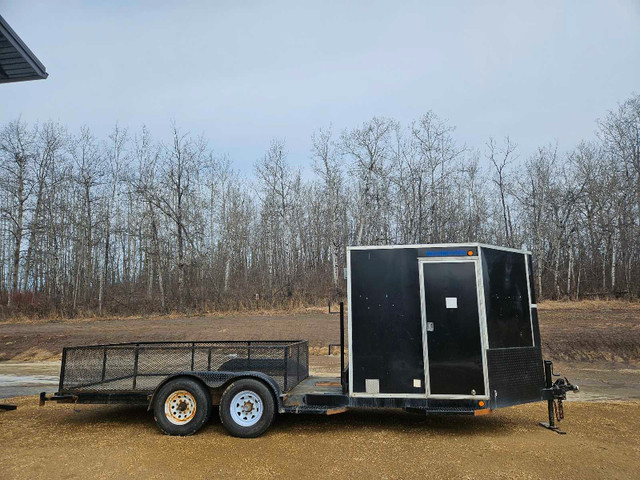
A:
[147, 371, 283, 411]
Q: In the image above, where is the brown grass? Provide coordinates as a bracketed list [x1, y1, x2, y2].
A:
[0, 304, 332, 326]
[1, 300, 639, 364]
[539, 301, 640, 363]
[538, 299, 640, 310]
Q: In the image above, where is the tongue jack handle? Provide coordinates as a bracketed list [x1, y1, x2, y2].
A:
[539, 360, 579, 434]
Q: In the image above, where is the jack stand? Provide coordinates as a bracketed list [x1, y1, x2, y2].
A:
[539, 360, 578, 434]
[540, 421, 566, 435]
[539, 398, 566, 434]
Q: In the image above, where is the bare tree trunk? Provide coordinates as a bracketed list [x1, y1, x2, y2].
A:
[537, 256, 543, 299]
[158, 266, 166, 311]
[602, 244, 607, 292]
[554, 247, 561, 299]
[567, 246, 573, 299]
[98, 264, 104, 315]
[611, 238, 616, 293]
[177, 221, 185, 310]
[331, 242, 339, 294]
[223, 257, 231, 292]
[147, 254, 153, 299]
[10, 193, 23, 305]
[22, 192, 43, 292]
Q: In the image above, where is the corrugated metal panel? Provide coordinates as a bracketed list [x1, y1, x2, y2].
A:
[0, 14, 48, 84]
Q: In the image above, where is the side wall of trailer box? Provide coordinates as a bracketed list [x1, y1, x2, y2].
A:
[347, 244, 544, 408]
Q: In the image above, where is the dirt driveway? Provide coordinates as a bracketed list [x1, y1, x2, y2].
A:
[1, 396, 639, 479]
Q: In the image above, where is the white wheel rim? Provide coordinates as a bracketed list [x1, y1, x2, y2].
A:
[230, 390, 263, 427]
[164, 390, 197, 425]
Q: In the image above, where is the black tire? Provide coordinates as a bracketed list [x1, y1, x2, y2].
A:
[153, 377, 211, 436]
[219, 378, 276, 438]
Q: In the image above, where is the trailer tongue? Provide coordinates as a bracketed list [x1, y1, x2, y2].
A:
[41, 243, 577, 437]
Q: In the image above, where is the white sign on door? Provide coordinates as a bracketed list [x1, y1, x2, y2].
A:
[445, 297, 458, 309]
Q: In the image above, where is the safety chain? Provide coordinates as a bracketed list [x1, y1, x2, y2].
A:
[553, 399, 564, 422]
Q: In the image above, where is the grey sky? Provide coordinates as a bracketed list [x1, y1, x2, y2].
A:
[2, 0, 640, 173]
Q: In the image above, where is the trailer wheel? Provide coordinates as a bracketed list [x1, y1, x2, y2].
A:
[219, 379, 275, 438]
[153, 377, 211, 436]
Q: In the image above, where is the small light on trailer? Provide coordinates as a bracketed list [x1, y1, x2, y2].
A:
[467, 250, 474, 256]
[478, 400, 485, 407]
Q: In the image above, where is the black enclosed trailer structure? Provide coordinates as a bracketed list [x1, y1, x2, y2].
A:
[347, 243, 544, 409]
[41, 243, 576, 437]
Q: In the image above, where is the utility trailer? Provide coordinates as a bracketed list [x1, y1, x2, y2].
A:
[41, 243, 577, 437]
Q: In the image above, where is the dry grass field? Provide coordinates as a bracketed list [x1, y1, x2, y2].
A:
[538, 301, 640, 363]
[1, 300, 639, 363]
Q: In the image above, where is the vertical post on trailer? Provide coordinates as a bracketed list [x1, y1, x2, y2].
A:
[59, 347, 68, 392]
[539, 359, 569, 434]
[101, 346, 107, 382]
[340, 301, 345, 393]
[283, 346, 289, 392]
[132, 344, 140, 390]
[539, 358, 579, 434]
[544, 360, 555, 428]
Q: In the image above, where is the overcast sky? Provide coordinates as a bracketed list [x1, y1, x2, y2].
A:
[2, 0, 640, 173]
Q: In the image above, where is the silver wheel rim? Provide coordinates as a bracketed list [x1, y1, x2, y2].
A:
[164, 390, 197, 425]
[230, 390, 263, 427]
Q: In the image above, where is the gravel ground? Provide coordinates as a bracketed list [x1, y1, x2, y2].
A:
[1, 396, 639, 479]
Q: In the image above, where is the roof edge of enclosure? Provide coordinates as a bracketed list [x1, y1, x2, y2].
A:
[347, 242, 531, 255]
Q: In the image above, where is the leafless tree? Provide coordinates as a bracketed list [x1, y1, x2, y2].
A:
[2, 95, 640, 317]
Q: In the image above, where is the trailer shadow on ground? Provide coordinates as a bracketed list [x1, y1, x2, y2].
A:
[49, 402, 528, 437]
[273, 408, 523, 435]
[58, 404, 156, 430]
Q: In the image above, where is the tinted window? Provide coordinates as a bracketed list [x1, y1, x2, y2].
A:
[482, 249, 533, 348]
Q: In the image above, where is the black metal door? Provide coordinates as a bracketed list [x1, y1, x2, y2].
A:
[421, 261, 485, 396]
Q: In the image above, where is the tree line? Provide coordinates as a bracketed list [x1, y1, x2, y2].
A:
[1, 94, 639, 317]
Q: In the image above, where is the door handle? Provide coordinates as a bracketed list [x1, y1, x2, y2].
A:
[426, 322, 434, 332]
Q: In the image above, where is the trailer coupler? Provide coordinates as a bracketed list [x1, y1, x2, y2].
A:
[539, 361, 579, 434]
[39, 392, 77, 406]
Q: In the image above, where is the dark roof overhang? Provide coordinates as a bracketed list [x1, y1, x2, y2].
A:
[0, 14, 48, 84]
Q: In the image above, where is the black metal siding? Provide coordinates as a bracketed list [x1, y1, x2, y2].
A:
[487, 347, 544, 407]
[350, 248, 426, 394]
